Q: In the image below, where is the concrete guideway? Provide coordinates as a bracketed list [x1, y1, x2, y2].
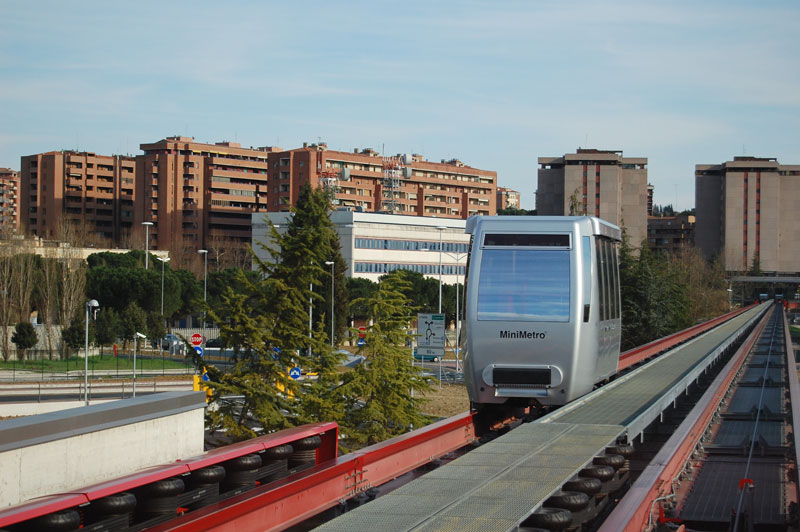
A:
[317, 304, 769, 531]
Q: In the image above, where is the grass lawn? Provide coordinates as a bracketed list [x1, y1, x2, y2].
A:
[0, 354, 191, 373]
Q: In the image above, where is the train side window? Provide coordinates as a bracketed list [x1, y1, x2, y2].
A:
[606, 239, 615, 319]
[603, 239, 613, 321]
[582, 236, 591, 322]
[596, 238, 607, 321]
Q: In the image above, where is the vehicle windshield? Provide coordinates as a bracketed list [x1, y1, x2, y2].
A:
[477, 249, 570, 322]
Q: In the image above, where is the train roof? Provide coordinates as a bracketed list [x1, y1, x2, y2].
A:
[465, 215, 622, 241]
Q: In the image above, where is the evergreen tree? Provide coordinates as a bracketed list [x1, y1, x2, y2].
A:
[62, 319, 90, 355]
[339, 271, 432, 450]
[315, 231, 349, 345]
[119, 302, 147, 348]
[95, 307, 120, 355]
[12, 322, 38, 361]
[203, 184, 346, 440]
[619, 238, 691, 349]
[347, 277, 378, 321]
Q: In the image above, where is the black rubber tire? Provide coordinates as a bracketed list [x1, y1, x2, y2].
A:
[579, 464, 615, 482]
[262, 444, 293, 460]
[545, 490, 590, 511]
[224, 469, 259, 486]
[563, 477, 602, 494]
[139, 496, 177, 515]
[292, 435, 322, 451]
[27, 509, 81, 531]
[593, 453, 625, 470]
[92, 492, 137, 514]
[226, 453, 262, 471]
[606, 443, 634, 457]
[524, 507, 573, 530]
[190, 465, 226, 484]
[517, 528, 550, 532]
[141, 477, 184, 497]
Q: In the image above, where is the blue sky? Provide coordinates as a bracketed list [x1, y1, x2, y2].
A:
[1, 0, 798, 210]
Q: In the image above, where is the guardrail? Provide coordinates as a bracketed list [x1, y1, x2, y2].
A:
[0, 380, 193, 402]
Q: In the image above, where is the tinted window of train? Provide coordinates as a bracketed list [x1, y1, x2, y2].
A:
[483, 234, 570, 247]
[477, 249, 570, 322]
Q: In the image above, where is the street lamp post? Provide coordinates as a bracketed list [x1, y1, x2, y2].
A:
[133, 332, 146, 397]
[436, 226, 446, 313]
[84, 299, 99, 406]
[157, 257, 171, 318]
[198, 250, 208, 347]
[142, 221, 154, 270]
[157, 256, 171, 360]
[325, 261, 335, 347]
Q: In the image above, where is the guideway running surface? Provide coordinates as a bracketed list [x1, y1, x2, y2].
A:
[316, 305, 765, 531]
[314, 423, 624, 532]
[545, 304, 765, 430]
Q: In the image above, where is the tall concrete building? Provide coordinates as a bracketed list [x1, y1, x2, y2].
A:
[266, 143, 497, 218]
[20, 151, 136, 242]
[695, 156, 800, 274]
[0, 168, 20, 232]
[537, 149, 649, 247]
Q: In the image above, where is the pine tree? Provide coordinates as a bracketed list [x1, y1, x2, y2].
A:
[204, 183, 347, 440]
[339, 271, 433, 450]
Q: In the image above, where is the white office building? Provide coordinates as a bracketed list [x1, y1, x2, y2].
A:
[251, 211, 470, 284]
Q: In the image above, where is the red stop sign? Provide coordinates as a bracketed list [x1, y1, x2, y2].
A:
[191, 333, 203, 346]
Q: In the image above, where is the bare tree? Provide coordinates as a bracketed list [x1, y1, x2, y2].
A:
[0, 248, 14, 361]
[54, 222, 87, 359]
[207, 230, 251, 270]
[568, 186, 586, 216]
[37, 258, 60, 359]
[57, 257, 86, 359]
[56, 217, 111, 249]
[11, 251, 36, 323]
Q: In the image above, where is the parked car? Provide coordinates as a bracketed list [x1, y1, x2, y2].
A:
[413, 349, 440, 363]
[206, 337, 224, 348]
[152, 333, 183, 352]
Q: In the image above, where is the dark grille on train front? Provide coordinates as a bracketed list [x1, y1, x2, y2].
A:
[494, 368, 551, 386]
[483, 234, 570, 247]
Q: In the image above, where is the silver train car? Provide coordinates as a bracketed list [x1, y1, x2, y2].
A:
[462, 216, 622, 409]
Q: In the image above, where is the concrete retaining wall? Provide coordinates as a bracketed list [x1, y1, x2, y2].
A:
[0, 391, 206, 508]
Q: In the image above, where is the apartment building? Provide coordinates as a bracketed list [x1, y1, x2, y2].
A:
[19, 138, 497, 252]
[496, 187, 521, 210]
[695, 156, 800, 273]
[647, 214, 695, 254]
[0, 168, 20, 232]
[19, 152, 136, 242]
[136, 137, 273, 251]
[266, 143, 496, 218]
[537, 149, 649, 248]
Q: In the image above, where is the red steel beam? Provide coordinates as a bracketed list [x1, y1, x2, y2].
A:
[600, 306, 771, 532]
[0, 422, 337, 529]
[150, 411, 477, 532]
[618, 305, 754, 371]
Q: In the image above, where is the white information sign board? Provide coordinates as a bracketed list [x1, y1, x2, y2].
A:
[417, 313, 445, 349]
